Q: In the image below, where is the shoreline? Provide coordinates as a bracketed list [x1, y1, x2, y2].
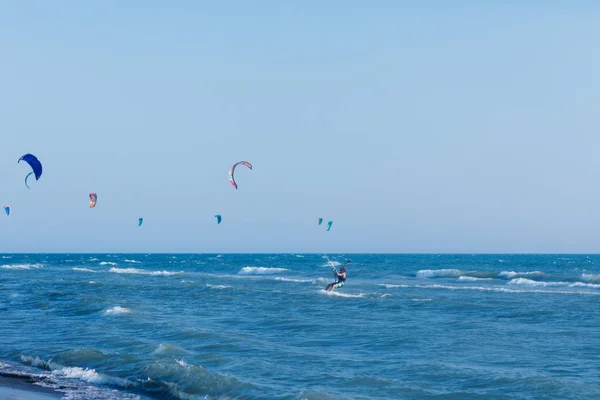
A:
[0, 375, 62, 400]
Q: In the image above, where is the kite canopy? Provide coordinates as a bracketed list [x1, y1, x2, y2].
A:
[3, 205, 10, 216]
[215, 214, 222, 224]
[228, 161, 252, 189]
[138, 218, 143, 227]
[18, 154, 42, 189]
[318, 218, 323, 225]
[89, 193, 97, 208]
[326, 221, 333, 231]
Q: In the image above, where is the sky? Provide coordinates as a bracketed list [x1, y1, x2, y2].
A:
[1, 1, 600, 253]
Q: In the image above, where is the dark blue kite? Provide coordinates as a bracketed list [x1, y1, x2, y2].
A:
[18, 154, 42, 189]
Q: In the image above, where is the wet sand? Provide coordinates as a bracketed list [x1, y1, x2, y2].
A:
[0, 375, 62, 399]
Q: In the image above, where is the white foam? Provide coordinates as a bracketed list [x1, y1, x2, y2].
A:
[378, 283, 410, 288]
[458, 276, 492, 281]
[55, 366, 104, 383]
[206, 284, 231, 289]
[274, 277, 313, 283]
[176, 359, 188, 367]
[412, 298, 433, 302]
[320, 289, 364, 298]
[238, 266, 287, 275]
[499, 270, 545, 279]
[507, 278, 554, 287]
[508, 278, 600, 289]
[124, 259, 141, 264]
[416, 269, 462, 278]
[73, 267, 97, 273]
[109, 267, 183, 276]
[20, 356, 133, 389]
[0, 263, 43, 270]
[104, 306, 133, 315]
[99, 261, 117, 266]
[89, 258, 99, 261]
[414, 283, 600, 296]
[570, 282, 600, 289]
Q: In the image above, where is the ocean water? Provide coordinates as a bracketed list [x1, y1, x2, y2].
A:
[1, 254, 599, 400]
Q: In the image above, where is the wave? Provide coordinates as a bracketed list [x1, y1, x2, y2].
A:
[499, 270, 545, 279]
[582, 273, 600, 283]
[0, 263, 43, 270]
[153, 343, 189, 356]
[417, 269, 497, 279]
[238, 266, 287, 275]
[109, 267, 183, 276]
[417, 269, 549, 281]
[378, 283, 410, 288]
[458, 276, 493, 281]
[104, 306, 133, 316]
[417, 268, 463, 278]
[206, 284, 231, 289]
[73, 267, 97, 273]
[124, 259, 141, 264]
[412, 283, 600, 296]
[16, 356, 138, 398]
[508, 278, 600, 289]
[274, 277, 314, 283]
[99, 261, 118, 266]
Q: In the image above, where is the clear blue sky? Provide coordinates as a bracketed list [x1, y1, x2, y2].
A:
[1, 1, 600, 253]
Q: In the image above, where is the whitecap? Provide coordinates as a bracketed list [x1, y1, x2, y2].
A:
[238, 266, 287, 275]
[416, 269, 462, 278]
[320, 289, 364, 298]
[124, 259, 141, 264]
[99, 261, 117, 266]
[377, 283, 410, 288]
[499, 270, 545, 279]
[109, 267, 183, 276]
[458, 276, 492, 281]
[0, 263, 43, 270]
[274, 277, 313, 283]
[206, 284, 231, 289]
[104, 306, 133, 315]
[413, 283, 600, 296]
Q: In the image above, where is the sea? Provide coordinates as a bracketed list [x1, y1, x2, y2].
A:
[0, 254, 599, 400]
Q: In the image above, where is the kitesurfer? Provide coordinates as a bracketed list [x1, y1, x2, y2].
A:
[326, 260, 350, 292]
